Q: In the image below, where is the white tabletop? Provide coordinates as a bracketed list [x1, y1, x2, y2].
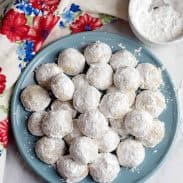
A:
[4, 21, 183, 183]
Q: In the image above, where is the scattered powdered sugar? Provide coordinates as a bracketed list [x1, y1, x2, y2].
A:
[134, 47, 142, 56]
[130, 0, 183, 42]
[118, 43, 126, 49]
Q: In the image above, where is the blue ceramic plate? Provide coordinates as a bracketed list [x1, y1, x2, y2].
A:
[11, 32, 179, 183]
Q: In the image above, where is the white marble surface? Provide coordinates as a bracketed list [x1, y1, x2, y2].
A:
[4, 21, 183, 183]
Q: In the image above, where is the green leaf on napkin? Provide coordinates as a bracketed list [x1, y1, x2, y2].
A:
[26, 15, 33, 26]
[99, 14, 116, 24]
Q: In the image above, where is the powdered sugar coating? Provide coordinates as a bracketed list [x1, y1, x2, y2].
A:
[77, 110, 109, 138]
[64, 119, 83, 145]
[58, 48, 85, 76]
[84, 41, 112, 64]
[139, 119, 165, 148]
[99, 92, 130, 119]
[72, 74, 89, 90]
[135, 90, 166, 117]
[137, 63, 162, 90]
[57, 155, 88, 183]
[69, 136, 98, 164]
[28, 111, 46, 136]
[35, 63, 62, 89]
[107, 86, 136, 106]
[97, 128, 120, 153]
[35, 137, 65, 164]
[109, 118, 129, 139]
[124, 109, 153, 139]
[89, 153, 120, 183]
[73, 85, 101, 113]
[86, 63, 113, 90]
[117, 139, 145, 168]
[114, 66, 141, 91]
[110, 49, 138, 70]
[51, 73, 75, 101]
[21, 85, 51, 112]
[51, 100, 77, 118]
[42, 110, 73, 138]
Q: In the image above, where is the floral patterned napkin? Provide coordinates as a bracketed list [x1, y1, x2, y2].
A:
[0, 0, 128, 182]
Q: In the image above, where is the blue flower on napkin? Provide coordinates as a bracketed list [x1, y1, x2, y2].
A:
[70, 4, 81, 12]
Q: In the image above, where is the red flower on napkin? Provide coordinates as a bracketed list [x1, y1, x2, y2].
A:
[28, 14, 59, 52]
[29, 0, 60, 13]
[0, 118, 9, 148]
[0, 67, 6, 94]
[0, 9, 30, 42]
[70, 13, 102, 33]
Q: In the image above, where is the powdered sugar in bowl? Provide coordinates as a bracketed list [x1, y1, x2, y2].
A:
[129, 0, 183, 45]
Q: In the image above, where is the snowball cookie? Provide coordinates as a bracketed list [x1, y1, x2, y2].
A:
[51, 100, 77, 118]
[109, 118, 129, 139]
[21, 85, 51, 112]
[57, 155, 88, 183]
[69, 136, 98, 164]
[117, 139, 145, 168]
[51, 73, 75, 101]
[64, 119, 82, 145]
[97, 128, 120, 153]
[135, 90, 166, 117]
[99, 92, 130, 119]
[35, 63, 62, 89]
[89, 153, 120, 183]
[124, 109, 153, 139]
[35, 137, 65, 164]
[73, 85, 101, 113]
[72, 74, 89, 90]
[107, 86, 136, 106]
[42, 110, 73, 138]
[109, 49, 138, 70]
[28, 111, 46, 136]
[86, 63, 113, 90]
[137, 63, 162, 90]
[84, 41, 112, 64]
[139, 119, 165, 148]
[114, 66, 141, 91]
[58, 48, 85, 76]
[77, 110, 109, 138]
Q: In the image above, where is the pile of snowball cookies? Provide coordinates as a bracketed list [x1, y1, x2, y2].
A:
[21, 41, 166, 183]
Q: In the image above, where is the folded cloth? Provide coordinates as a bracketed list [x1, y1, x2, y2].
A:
[0, 0, 128, 182]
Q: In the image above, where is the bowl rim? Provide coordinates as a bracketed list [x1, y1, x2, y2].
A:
[128, 0, 183, 45]
[11, 31, 180, 183]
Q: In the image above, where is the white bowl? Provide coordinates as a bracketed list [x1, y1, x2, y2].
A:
[128, 0, 183, 46]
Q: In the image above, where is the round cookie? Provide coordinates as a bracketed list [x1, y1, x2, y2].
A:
[137, 63, 162, 90]
[84, 41, 112, 64]
[58, 48, 85, 76]
[99, 92, 130, 119]
[97, 128, 120, 153]
[51, 73, 75, 101]
[35, 63, 62, 89]
[117, 139, 145, 168]
[86, 63, 113, 90]
[51, 100, 77, 118]
[57, 155, 88, 183]
[110, 49, 138, 70]
[72, 74, 89, 90]
[77, 110, 109, 138]
[42, 110, 73, 138]
[28, 111, 46, 136]
[135, 90, 166, 117]
[89, 153, 120, 183]
[139, 119, 165, 148]
[64, 119, 83, 145]
[35, 137, 65, 164]
[69, 136, 98, 164]
[21, 85, 51, 112]
[73, 85, 101, 113]
[124, 109, 153, 139]
[114, 66, 141, 91]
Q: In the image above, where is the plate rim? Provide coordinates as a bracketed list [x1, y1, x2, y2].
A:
[11, 31, 180, 183]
